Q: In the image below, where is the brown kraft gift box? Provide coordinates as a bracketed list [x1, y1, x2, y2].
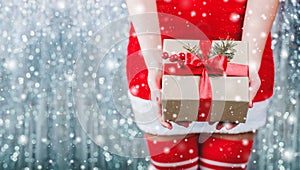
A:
[161, 39, 249, 123]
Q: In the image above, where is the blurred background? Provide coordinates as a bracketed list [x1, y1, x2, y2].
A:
[0, 0, 299, 169]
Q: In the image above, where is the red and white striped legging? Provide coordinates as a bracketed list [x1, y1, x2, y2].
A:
[146, 135, 253, 170]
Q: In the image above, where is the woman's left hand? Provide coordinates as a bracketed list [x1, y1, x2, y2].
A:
[249, 70, 261, 108]
[215, 70, 261, 131]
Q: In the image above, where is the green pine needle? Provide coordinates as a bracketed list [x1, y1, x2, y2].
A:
[183, 39, 237, 61]
[183, 43, 202, 58]
[209, 39, 237, 62]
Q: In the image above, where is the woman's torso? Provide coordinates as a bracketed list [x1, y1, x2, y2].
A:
[126, 0, 274, 102]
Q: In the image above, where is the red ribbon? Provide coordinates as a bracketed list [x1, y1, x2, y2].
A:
[163, 52, 248, 121]
[163, 54, 248, 76]
[166, 53, 228, 121]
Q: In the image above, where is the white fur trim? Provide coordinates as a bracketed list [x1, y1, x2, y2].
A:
[128, 91, 269, 135]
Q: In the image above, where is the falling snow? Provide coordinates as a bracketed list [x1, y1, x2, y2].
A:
[191, 11, 196, 17]
[0, 0, 299, 170]
[229, 13, 240, 22]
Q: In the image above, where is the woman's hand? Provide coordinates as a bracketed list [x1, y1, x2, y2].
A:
[249, 69, 261, 107]
[148, 68, 173, 129]
[127, 0, 179, 129]
[215, 69, 261, 130]
[148, 68, 192, 129]
[242, 0, 279, 106]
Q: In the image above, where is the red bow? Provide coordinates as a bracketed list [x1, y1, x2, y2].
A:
[187, 53, 228, 121]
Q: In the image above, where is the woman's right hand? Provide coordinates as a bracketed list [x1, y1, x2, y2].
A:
[147, 68, 173, 129]
[148, 68, 193, 129]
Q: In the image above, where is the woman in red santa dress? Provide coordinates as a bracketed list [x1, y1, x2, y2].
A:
[126, 0, 279, 169]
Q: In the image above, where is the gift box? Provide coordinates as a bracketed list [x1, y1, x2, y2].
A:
[162, 39, 249, 123]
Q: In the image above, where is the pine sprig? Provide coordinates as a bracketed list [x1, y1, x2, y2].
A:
[209, 39, 237, 62]
[182, 39, 237, 62]
[183, 43, 202, 58]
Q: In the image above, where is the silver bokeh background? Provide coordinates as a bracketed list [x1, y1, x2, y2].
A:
[0, 0, 299, 169]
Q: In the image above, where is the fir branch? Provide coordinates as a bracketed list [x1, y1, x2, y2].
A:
[209, 39, 237, 61]
[182, 39, 237, 61]
[183, 43, 202, 58]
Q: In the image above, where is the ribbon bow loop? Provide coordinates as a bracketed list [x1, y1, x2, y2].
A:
[184, 53, 228, 75]
[205, 55, 228, 74]
[184, 53, 204, 67]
